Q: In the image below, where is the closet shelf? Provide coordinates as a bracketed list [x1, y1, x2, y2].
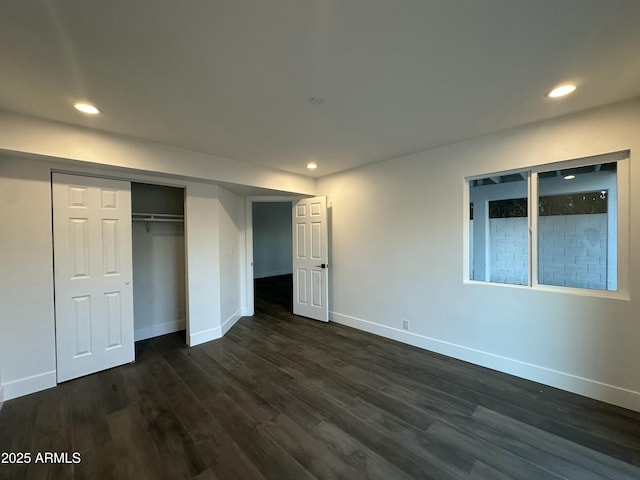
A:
[132, 213, 184, 232]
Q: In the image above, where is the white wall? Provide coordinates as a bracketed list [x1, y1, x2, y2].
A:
[0, 109, 312, 400]
[0, 111, 315, 196]
[218, 187, 245, 335]
[317, 98, 640, 411]
[252, 202, 293, 278]
[183, 183, 222, 346]
[0, 155, 249, 399]
[0, 157, 57, 400]
[183, 184, 245, 344]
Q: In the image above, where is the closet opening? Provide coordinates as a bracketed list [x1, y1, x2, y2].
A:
[131, 182, 186, 342]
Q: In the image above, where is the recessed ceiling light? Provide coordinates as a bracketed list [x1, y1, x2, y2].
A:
[547, 84, 577, 98]
[73, 102, 100, 114]
[306, 162, 318, 170]
[564, 174, 576, 180]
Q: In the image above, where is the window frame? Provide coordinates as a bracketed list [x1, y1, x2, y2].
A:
[463, 151, 630, 299]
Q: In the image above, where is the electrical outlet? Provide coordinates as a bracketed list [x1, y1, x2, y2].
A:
[402, 319, 409, 330]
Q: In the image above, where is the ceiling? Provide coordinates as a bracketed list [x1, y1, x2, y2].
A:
[1, 1, 640, 178]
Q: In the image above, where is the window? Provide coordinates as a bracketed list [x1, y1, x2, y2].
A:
[537, 163, 616, 291]
[469, 173, 529, 285]
[467, 152, 628, 294]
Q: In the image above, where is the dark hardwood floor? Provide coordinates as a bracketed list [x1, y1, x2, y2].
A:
[2, 274, 640, 479]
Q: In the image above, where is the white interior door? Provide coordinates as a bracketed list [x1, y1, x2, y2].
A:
[52, 173, 135, 382]
[292, 196, 329, 322]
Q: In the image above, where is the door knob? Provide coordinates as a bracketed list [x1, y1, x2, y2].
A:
[315, 264, 327, 269]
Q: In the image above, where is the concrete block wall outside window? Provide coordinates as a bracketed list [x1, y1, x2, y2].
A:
[468, 152, 622, 292]
[487, 214, 608, 289]
[489, 217, 528, 285]
[539, 214, 608, 290]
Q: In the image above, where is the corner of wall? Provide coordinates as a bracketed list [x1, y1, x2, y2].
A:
[184, 183, 222, 348]
[188, 327, 221, 347]
[221, 308, 243, 336]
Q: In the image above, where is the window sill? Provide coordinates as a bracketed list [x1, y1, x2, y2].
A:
[463, 279, 630, 301]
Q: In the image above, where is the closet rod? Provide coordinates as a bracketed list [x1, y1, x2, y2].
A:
[132, 218, 184, 222]
[132, 213, 183, 219]
[132, 218, 184, 223]
[132, 213, 184, 232]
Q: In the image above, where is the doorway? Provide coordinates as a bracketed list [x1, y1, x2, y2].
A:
[252, 202, 293, 280]
[250, 200, 294, 314]
[244, 197, 294, 316]
[244, 196, 330, 322]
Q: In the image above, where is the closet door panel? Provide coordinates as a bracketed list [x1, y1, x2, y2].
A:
[53, 173, 134, 383]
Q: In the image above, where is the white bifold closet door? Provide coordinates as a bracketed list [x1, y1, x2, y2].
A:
[52, 173, 135, 382]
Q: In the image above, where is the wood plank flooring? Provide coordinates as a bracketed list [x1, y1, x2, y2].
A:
[2, 274, 640, 479]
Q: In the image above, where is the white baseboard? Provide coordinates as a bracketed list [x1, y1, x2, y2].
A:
[221, 309, 242, 336]
[189, 327, 221, 347]
[330, 311, 640, 413]
[1, 371, 57, 401]
[188, 309, 243, 347]
[254, 269, 292, 279]
[135, 319, 186, 341]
